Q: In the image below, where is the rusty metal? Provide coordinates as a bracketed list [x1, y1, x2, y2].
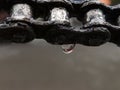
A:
[0, 0, 119, 47]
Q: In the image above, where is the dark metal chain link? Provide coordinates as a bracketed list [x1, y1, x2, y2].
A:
[0, 0, 120, 47]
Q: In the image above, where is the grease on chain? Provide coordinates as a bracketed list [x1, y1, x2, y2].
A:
[0, 0, 119, 48]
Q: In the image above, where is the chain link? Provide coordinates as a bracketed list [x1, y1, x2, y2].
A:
[0, 0, 119, 46]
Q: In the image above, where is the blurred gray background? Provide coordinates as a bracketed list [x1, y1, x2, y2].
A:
[0, 40, 120, 90]
[0, 0, 120, 90]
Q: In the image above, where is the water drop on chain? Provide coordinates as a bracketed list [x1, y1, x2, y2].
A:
[61, 44, 75, 54]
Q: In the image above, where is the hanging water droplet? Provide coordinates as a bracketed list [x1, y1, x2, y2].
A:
[61, 44, 76, 54]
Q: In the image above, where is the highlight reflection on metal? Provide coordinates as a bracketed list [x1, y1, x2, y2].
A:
[50, 8, 69, 23]
[0, 0, 120, 47]
[86, 9, 105, 25]
[11, 4, 32, 20]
